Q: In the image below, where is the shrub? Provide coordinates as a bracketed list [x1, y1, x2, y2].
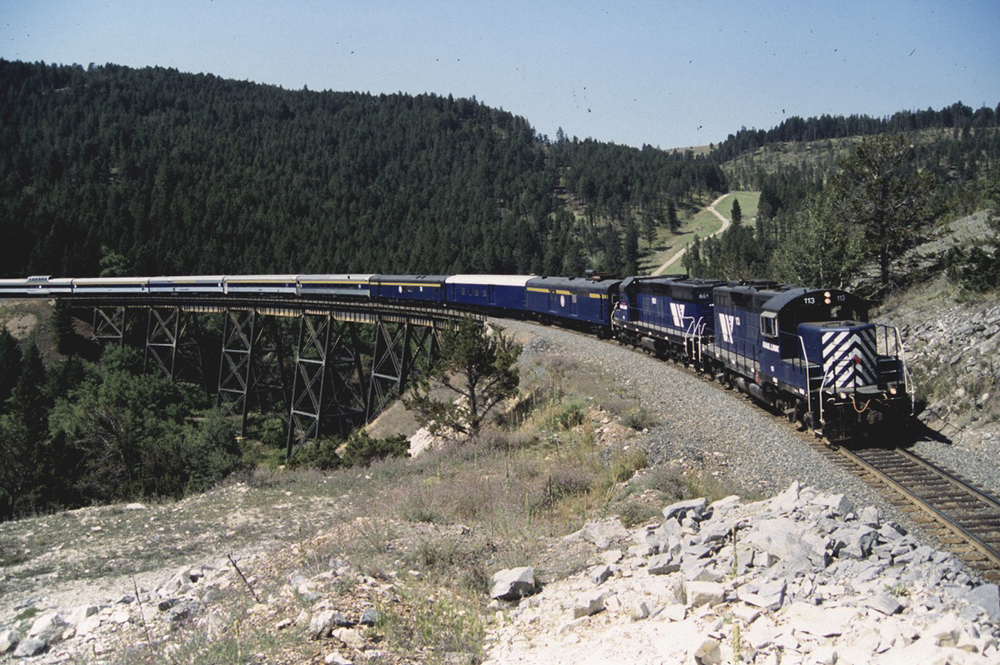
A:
[608, 446, 649, 484]
[185, 407, 251, 492]
[636, 465, 686, 500]
[616, 498, 663, 527]
[558, 400, 587, 430]
[287, 436, 344, 471]
[341, 430, 409, 467]
[621, 406, 657, 431]
[529, 463, 595, 512]
[947, 245, 1000, 292]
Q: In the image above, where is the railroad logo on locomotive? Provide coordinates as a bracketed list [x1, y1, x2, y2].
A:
[719, 313, 740, 344]
[670, 302, 686, 328]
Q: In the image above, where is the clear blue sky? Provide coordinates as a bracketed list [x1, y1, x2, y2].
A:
[2, 1, 998, 149]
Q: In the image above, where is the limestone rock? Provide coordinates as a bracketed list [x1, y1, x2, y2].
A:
[310, 610, 339, 639]
[579, 517, 629, 548]
[0, 627, 22, 654]
[333, 627, 365, 650]
[684, 580, 725, 607]
[13, 636, 48, 658]
[693, 638, 722, 664]
[736, 578, 786, 611]
[865, 593, 904, 615]
[573, 591, 606, 618]
[490, 566, 537, 601]
[663, 497, 708, 522]
[590, 564, 614, 586]
[15, 611, 69, 656]
[646, 552, 680, 576]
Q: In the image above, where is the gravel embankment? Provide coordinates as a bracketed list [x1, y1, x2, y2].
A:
[501, 319, 930, 537]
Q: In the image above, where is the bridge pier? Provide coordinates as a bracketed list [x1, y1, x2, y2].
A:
[366, 319, 440, 422]
[144, 307, 181, 378]
[216, 310, 288, 438]
[286, 315, 367, 456]
[91, 306, 125, 345]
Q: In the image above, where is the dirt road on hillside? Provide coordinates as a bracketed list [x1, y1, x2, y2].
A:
[650, 193, 731, 276]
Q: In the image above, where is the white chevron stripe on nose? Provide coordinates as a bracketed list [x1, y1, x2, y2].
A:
[822, 328, 877, 389]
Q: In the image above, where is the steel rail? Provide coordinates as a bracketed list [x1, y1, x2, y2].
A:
[838, 446, 1000, 576]
[893, 447, 1000, 512]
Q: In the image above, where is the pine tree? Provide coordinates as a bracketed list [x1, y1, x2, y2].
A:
[0, 330, 22, 406]
[405, 319, 521, 435]
[831, 134, 940, 289]
[667, 199, 680, 232]
[731, 199, 743, 225]
[601, 226, 622, 275]
[642, 212, 657, 249]
[624, 220, 640, 276]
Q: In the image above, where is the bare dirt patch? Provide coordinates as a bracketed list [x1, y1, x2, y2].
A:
[3, 313, 38, 339]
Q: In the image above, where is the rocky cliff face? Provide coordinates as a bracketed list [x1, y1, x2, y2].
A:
[877, 274, 1000, 452]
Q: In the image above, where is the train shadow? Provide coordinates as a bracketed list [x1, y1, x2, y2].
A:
[843, 407, 952, 451]
[908, 419, 953, 446]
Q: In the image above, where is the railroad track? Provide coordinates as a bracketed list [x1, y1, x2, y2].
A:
[804, 440, 1000, 582]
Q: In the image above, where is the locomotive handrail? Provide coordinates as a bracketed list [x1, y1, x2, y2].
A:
[818, 365, 841, 427]
[689, 317, 707, 364]
[875, 323, 916, 413]
[798, 334, 816, 426]
[683, 315, 699, 361]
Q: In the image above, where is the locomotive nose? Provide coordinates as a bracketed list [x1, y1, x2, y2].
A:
[798, 320, 878, 391]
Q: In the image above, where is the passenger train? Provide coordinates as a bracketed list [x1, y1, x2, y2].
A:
[0, 272, 914, 443]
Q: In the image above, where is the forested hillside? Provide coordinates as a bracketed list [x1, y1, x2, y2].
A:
[0, 60, 725, 278]
[683, 103, 1000, 294]
[715, 102, 1000, 162]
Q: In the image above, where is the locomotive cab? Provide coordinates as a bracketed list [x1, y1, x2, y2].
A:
[796, 316, 912, 442]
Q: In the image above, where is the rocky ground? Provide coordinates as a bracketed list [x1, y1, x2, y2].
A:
[871, 211, 1000, 497]
[486, 484, 999, 664]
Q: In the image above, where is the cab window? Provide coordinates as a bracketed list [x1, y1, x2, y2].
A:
[760, 312, 778, 338]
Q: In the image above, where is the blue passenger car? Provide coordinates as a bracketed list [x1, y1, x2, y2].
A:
[444, 275, 533, 314]
[525, 276, 620, 333]
[370, 275, 447, 303]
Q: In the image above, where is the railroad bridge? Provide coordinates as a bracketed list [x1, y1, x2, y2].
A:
[61, 294, 477, 456]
